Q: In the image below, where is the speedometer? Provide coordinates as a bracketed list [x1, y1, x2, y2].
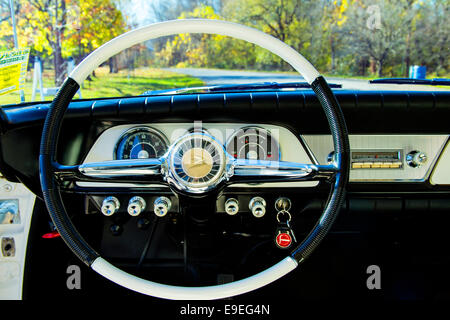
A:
[115, 127, 169, 160]
[226, 126, 280, 161]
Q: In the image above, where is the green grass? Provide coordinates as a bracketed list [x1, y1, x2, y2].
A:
[0, 67, 204, 106]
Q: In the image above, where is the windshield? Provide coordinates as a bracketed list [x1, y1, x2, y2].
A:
[0, 0, 449, 105]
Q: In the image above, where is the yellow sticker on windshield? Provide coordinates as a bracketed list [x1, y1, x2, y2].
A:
[0, 48, 30, 96]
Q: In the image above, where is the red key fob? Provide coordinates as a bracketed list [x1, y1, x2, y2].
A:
[275, 223, 297, 249]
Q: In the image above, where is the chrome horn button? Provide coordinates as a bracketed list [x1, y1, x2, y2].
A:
[166, 133, 230, 194]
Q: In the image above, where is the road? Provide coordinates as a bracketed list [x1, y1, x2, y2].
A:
[167, 68, 448, 91]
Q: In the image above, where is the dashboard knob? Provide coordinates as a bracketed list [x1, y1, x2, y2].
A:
[249, 197, 266, 218]
[406, 151, 427, 168]
[154, 196, 172, 217]
[127, 196, 146, 216]
[225, 198, 239, 215]
[101, 196, 120, 216]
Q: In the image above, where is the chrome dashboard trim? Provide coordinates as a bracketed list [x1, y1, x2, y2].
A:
[79, 123, 318, 188]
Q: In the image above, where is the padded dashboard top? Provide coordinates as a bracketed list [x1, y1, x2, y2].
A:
[1, 90, 450, 133]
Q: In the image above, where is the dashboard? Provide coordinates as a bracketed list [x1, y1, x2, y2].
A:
[76, 122, 450, 217]
[0, 89, 450, 218]
[1, 89, 450, 300]
[81, 123, 450, 187]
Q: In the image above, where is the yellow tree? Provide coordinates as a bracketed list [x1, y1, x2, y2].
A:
[323, 0, 350, 73]
[63, 0, 127, 70]
[155, 6, 223, 68]
[0, 0, 126, 85]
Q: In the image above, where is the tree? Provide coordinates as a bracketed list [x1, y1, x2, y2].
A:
[27, 0, 68, 86]
[63, 0, 127, 74]
[342, 0, 411, 77]
[0, 0, 126, 86]
[410, 0, 449, 76]
[223, 0, 306, 70]
[321, 0, 350, 74]
[222, 0, 338, 72]
[147, 0, 449, 77]
[154, 5, 223, 67]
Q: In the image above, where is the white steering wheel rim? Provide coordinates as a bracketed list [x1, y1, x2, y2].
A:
[70, 19, 320, 85]
[70, 19, 324, 300]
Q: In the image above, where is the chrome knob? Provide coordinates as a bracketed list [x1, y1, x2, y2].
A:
[101, 196, 120, 216]
[154, 196, 172, 217]
[406, 151, 427, 168]
[127, 196, 146, 216]
[225, 198, 239, 215]
[249, 197, 266, 218]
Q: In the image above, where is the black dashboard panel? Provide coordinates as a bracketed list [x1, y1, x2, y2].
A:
[1, 90, 450, 132]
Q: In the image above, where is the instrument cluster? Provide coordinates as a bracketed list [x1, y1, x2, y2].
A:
[114, 125, 281, 162]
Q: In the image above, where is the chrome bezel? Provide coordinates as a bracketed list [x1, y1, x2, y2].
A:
[113, 126, 170, 160]
[225, 125, 282, 161]
[166, 133, 230, 193]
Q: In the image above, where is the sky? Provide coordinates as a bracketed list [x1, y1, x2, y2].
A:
[118, 0, 160, 26]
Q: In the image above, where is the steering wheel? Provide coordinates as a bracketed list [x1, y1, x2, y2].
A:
[39, 19, 350, 300]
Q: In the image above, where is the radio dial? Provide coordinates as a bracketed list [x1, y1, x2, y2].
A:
[406, 151, 427, 168]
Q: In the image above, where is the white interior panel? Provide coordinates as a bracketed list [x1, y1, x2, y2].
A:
[430, 141, 450, 185]
[0, 179, 36, 300]
[303, 135, 448, 182]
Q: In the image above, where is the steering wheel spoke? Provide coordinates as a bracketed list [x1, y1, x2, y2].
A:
[229, 159, 338, 184]
[53, 158, 164, 184]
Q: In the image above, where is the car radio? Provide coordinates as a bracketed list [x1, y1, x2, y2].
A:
[351, 149, 403, 169]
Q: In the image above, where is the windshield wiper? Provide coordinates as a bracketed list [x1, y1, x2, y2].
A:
[369, 78, 450, 86]
[142, 81, 342, 95]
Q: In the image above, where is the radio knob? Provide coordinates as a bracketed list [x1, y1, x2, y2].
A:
[225, 198, 239, 215]
[101, 196, 120, 216]
[249, 197, 266, 218]
[127, 196, 146, 216]
[153, 196, 172, 217]
[406, 151, 427, 168]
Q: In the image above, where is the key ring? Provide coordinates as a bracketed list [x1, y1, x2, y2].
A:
[276, 210, 292, 223]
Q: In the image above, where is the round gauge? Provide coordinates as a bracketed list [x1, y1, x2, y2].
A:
[226, 127, 280, 161]
[170, 133, 226, 189]
[115, 127, 169, 160]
